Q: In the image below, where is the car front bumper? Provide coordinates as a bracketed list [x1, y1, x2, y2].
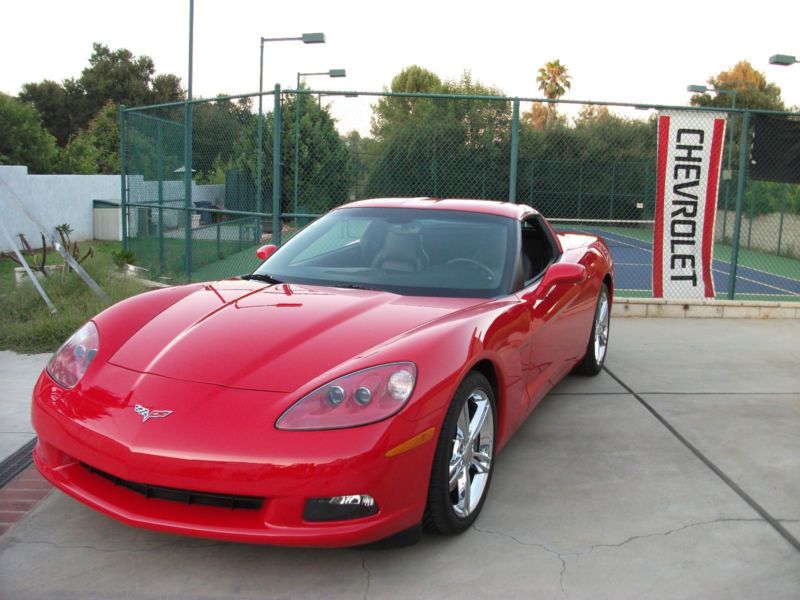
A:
[31, 366, 443, 547]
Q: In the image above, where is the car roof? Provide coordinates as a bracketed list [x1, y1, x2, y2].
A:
[338, 197, 538, 221]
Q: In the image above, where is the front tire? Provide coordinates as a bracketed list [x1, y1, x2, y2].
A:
[574, 283, 610, 376]
[425, 372, 496, 535]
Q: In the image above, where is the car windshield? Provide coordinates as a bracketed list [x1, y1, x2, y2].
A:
[253, 207, 517, 298]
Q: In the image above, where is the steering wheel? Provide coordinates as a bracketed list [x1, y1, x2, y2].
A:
[446, 258, 495, 282]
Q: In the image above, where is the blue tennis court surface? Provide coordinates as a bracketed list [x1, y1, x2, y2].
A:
[555, 225, 800, 299]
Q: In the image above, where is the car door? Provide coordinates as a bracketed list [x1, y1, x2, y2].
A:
[514, 216, 581, 413]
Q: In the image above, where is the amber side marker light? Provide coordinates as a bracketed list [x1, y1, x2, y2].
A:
[385, 427, 436, 458]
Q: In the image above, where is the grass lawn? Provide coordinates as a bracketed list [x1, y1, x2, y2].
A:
[0, 241, 150, 353]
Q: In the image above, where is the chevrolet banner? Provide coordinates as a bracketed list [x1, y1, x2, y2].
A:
[653, 110, 727, 298]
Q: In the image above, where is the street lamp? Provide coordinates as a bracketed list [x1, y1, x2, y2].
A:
[687, 84, 738, 241]
[256, 33, 325, 237]
[769, 54, 798, 66]
[293, 69, 347, 215]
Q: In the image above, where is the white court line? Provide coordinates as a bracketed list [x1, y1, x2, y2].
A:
[571, 228, 800, 296]
[596, 228, 800, 285]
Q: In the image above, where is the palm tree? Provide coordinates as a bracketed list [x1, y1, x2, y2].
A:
[536, 60, 571, 129]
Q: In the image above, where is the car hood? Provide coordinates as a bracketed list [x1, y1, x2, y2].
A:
[108, 280, 485, 393]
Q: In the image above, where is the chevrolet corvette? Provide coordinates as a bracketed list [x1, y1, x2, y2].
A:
[32, 198, 613, 547]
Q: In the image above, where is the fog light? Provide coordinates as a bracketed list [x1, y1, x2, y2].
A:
[303, 494, 379, 522]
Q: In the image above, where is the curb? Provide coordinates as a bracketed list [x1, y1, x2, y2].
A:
[612, 297, 800, 319]
[0, 464, 51, 537]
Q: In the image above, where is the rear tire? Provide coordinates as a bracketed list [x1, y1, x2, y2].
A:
[574, 283, 610, 376]
[425, 372, 496, 535]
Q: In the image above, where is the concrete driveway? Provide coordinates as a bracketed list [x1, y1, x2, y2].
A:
[1, 318, 798, 599]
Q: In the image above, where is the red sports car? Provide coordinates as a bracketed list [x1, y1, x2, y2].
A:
[32, 198, 613, 547]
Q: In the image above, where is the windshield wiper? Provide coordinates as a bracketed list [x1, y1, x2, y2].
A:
[331, 282, 379, 291]
[241, 273, 282, 284]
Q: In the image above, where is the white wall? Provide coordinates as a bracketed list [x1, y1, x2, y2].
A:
[0, 166, 120, 252]
[0, 166, 227, 252]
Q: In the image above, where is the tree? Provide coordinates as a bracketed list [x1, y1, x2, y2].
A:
[536, 59, 571, 129]
[371, 65, 442, 139]
[229, 90, 353, 214]
[58, 102, 121, 174]
[191, 96, 254, 181]
[19, 43, 184, 148]
[574, 105, 612, 124]
[18, 80, 83, 146]
[365, 68, 511, 199]
[0, 93, 59, 173]
[523, 102, 566, 130]
[689, 60, 784, 111]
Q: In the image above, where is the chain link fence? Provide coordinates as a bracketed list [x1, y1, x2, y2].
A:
[120, 90, 800, 301]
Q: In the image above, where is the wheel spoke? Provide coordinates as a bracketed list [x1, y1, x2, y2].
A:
[458, 403, 470, 441]
[460, 464, 471, 513]
[471, 450, 492, 474]
[449, 453, 463, 490]
[468, 397, 489, 442]
[598, 300, 608, 324]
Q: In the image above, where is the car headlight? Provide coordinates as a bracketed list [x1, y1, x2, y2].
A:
[276, 362, 417, 430]
[46, 321, 99, 389]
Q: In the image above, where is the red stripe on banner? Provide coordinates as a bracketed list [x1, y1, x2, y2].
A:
[653, 115, 670, 298]
[701, 118, 725, 298]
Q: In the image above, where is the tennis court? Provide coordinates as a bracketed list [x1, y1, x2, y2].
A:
[552, 220, 800, 301]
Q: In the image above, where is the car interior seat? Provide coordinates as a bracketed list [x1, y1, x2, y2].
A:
[371, 227, 430, 272]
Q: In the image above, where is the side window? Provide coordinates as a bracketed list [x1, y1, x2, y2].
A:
[519, 216, 555, 286]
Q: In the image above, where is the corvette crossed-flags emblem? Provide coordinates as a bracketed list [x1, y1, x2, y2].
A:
[134, 404, 173, 422]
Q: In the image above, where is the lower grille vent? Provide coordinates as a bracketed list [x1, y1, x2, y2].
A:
[81, 463, 264, 510]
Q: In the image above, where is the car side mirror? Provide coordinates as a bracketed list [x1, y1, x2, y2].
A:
[256, 244, 278, 261]
[539, 263, 587, 289]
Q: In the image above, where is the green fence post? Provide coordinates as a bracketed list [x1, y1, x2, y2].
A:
[747, 182, 755, 249]
[156, 121, 165, 276]
[577, 163, 583, 219]
[183, 100, 193, 282]
[721, 110, 735, 242]
[777, 185, 786, 256]
[293, 87, 301, 217]
[508, 98, 520, 203]
[256, 90, 264, 234]
[272, 84, 283, 246]
[119, 105, 128, 251]
[727, 110, 751, 300]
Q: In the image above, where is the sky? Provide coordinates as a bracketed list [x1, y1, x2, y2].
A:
[2, 0, 799, 135]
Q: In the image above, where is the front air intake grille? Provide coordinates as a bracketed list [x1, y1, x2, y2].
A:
[81, 463, 264, 510]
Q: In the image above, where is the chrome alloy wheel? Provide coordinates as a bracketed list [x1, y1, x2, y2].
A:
[593, 288, 610, 366]
[448, 389, 494, 518]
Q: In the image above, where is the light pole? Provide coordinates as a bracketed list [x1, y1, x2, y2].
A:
[256, 33, 325, 238]
[769, 54, 799, 66]
[687, 84, 738, 241]
[293, 69, 346, 216]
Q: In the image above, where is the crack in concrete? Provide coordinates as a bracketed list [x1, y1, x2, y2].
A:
[472, 524, 569, 598]
[7, 537, 224, 554]
[473, 517, 766, 599]
[360, 557, 372, 600]
[583, 517, 763, 554]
